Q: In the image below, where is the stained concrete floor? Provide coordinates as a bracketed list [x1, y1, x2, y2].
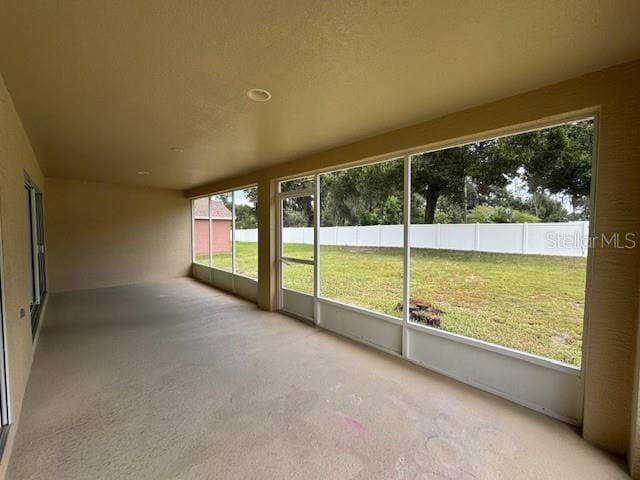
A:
[7, 278, 629, 479]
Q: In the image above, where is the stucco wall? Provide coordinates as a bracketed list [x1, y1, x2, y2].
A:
[188, 60, 640, 464]
[0, 73, 46, 478]
[46, 179, 191, 293]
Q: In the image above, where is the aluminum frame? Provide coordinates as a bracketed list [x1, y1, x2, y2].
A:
[276, 182, 317, 316]
[272, 114, 595, 424]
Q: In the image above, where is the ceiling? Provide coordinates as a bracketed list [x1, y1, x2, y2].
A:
[1, 1, 639, 191]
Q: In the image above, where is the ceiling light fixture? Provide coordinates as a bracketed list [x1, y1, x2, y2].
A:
[247, 88, 271, 102]
[169, 146, 184, 152]
[137, 171, 150, 176]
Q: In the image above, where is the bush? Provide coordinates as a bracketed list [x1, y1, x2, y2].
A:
[513, 211, 540, 223]
[467, 205, 540, 223]
[434, 211, 452, 224]
[467, 205, 494, 223]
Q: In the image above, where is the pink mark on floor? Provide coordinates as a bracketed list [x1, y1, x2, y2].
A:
[338, 412, 366, 432]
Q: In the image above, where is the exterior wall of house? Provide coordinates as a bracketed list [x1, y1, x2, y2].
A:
[194, 219, 208, 257]
[188, 60, 640, 463]
[194, 218, 231, 257]
[0, 72, 47, 478]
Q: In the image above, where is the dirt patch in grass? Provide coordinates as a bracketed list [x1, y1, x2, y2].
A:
[395, 298, 444, 327]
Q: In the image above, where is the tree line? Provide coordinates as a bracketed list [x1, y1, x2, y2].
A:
[226, 120, 592, 229]
[283, 120, 592, 227]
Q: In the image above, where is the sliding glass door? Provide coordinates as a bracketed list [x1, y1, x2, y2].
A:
[25, 177, 46, 336]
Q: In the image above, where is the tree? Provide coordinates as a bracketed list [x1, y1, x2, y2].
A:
[281, 178, 314, 226]
[235, 204, 257, 229]
[412, 141, 520, 224]
[276, 120, 593, 226]
[495, 121, 593, 219]
[320, 160, 403, 226]
[411, 120, 593, 223]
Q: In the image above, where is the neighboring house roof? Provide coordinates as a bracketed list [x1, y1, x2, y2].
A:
[193, 198, 232, 219]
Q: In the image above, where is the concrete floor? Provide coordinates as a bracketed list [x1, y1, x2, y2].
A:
[8, 278, 629, 479]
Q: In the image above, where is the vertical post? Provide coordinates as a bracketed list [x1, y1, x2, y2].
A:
[475, 222, 480, 251]
[378, 224, 382, 247]
[581, 221, 588, 257]
[314, 174, 320, 325]
[190, 200, 195, 264]
[257, 179, 277, 311]
[402, 155, 411, 358]
[208, 195, 213, 269]
[436, 223, 441, 249]
[231, 190, 236, 292]
[231, 191, 236, 273]
[276, 183, 283, 311]
[522, 222, 529, 254]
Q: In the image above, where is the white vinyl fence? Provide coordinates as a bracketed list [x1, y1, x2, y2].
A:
[235, 221, 589, 257]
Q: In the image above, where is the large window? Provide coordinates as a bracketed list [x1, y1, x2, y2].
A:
[277, 119, 593, 368]
[234, 187, 258, 280]
[210, 192, 233, 272]
[409, 120, 593, 366]
[319, 158, 404, 316]
[192, 186, 258, 280]
[192, 197, 210, 266]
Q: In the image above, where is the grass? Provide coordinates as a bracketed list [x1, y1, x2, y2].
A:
[198, 241, 586, 366]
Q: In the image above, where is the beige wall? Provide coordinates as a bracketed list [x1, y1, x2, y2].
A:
[0, 71, 191, 477]
[46, 179, 191, 293]
[189, 60, 640, 465]
[0, 74, 46, 477]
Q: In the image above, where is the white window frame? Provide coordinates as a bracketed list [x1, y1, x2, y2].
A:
[191, 186, 260, 302]
[273, 113, 597, 425]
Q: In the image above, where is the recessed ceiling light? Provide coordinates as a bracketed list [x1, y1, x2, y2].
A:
[137, 171, 150, 176]
[247, 88, 271, 102]
[169, 146, 184, 152]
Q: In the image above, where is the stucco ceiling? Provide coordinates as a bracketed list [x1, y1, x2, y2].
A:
[1, 1, 639, 190]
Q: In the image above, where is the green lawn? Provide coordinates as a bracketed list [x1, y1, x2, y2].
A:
[198, 241, 586, 366]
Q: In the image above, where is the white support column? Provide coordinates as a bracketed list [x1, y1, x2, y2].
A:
[208, 196, 213, 268]
[190, 200, 196, 263]
[276, 184, 283, 311]
[313, 174, 320, 325]
[522, 222, 529, 254]
[402, 155, 411, 357]
[231, 190, 237, 292]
